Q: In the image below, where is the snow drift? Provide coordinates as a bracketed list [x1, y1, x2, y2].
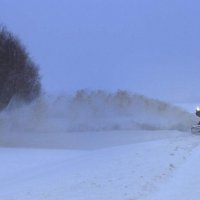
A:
[0, 90, 196, 134]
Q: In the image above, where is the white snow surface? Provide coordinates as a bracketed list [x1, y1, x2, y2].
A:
[1, 133, 200, 200]
[1, 94, 200, 200]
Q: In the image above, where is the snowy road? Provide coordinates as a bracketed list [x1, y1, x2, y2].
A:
[1, 130, 200, 200]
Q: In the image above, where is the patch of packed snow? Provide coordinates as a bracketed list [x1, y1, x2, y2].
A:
[143, 144, 200, 200]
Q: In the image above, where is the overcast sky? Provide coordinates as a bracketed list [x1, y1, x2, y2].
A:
[0, 0, 200, 102]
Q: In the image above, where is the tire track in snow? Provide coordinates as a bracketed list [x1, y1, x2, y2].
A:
[141, 136, 200, 200]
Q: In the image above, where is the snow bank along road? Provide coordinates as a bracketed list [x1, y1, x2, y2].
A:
[1, 130, 200, 200]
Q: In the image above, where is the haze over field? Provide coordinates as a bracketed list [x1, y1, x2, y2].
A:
[0, 90, 196, 134]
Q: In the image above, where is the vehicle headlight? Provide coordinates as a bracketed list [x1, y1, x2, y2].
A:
[196, 107, 200, 112]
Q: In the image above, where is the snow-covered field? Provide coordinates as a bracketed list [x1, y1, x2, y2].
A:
[1, 94, 200, 200]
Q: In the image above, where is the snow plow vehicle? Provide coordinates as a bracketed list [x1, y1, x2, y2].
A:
[191, 107, 200, 134]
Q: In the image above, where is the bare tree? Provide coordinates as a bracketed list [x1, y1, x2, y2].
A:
[0, 26, 41, 110]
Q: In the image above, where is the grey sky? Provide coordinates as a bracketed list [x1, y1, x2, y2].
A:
[0, 0, 200, 102]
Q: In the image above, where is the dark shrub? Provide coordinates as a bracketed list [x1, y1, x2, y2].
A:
[0, 26, 41, 110]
